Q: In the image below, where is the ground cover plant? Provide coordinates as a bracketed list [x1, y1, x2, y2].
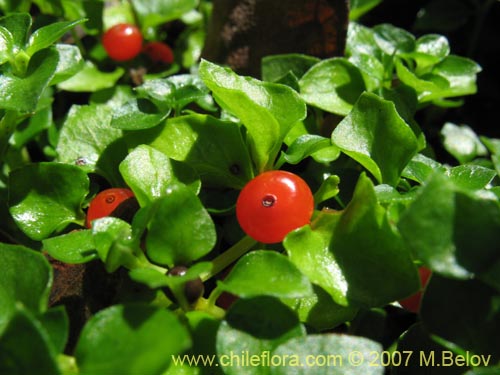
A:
[0, 0, 499, 374]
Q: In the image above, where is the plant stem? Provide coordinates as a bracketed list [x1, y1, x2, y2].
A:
[200, 235, 257, 281]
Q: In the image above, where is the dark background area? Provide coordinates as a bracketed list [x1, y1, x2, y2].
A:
[361, 0, 500, 140]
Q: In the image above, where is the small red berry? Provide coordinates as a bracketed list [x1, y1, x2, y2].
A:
[399, 267, 432, 313]
[86, 188, 135, 228]
[102, 24, 143, 62]
[143, 41, 174, 64]
[236, 171, 314, 244]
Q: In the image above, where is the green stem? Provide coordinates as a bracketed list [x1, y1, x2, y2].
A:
[200, 235, 257, 281]
[0, 110, 19, 162]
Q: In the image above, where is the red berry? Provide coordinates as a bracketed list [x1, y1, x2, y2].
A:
[236, 171, 314, 244]
[143, 41, 174, 64]
[102, 24, 143, 61]
[399, 267, 432, 313]
[86, 188, 135, 228]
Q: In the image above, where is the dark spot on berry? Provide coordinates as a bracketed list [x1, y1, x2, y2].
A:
[105, 195, 115, 204]
[262, 194, 277, 207]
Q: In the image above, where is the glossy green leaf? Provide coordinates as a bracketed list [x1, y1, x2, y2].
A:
[421, 275, 500, 362]
[0, 243, 52, 314]
[120, 144, 200, 206]
[332, 92, 419, 186]
[56, 104, 127, 185]
[131, 0, 197, 30]
[0, 48, 58, 113]
[25, 18, 86, 56]
[92, 217, 142, 272]
[282, 285, 357, 332]
[271, 334, 384, 375]
[402, 153, 444, 184]
[349, 0, 382, 20]
[131, 114, 253, 189]
[411, 34, 450, 70]
[280, 135, 337, 165]
[75, 304, 191, 375]
[373, 23, 415, 55]
[8, 162, 88, 240]
[58, 61, 124, 92]
[218, 251, 313, 299]
[287, 175, 419, 308]
[446, 164, 496, 191]
[349, 53, 384, 91]
[51, 44, 85, 85]
[199, 59, 306, 172]
[129, 262, 210, 289]
[0, 308, 59, 375]
[216, 297, 305, 375]
[431, 55, 481, 98]
[111, 98, 170, 130]
[313, 175, 341, 205]
[0, 25, 14, 65]
[146, 184, 216, 267]
[299, 58, 366, 116]
[42, 229, 98, 264]
[261, 53, 320, 83]
[346, 22, 381, 60]
[0, 13, 31, 51]
[398, 172, 500, 279]
[441, 122, 488, 164]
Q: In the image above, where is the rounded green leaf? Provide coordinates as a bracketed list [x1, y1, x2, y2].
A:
[218, 250, 313, 299]
[373, 23, 415, 55]
[120, 145, 200, 206]
[8, 162, 88, 240]
[75, 304, 191, 375]
[216, 296, 305, 375]
[42, 229, 98, 264]
[299, 58, 366, 116]
[0, 243, 52, 314]
[146, 184, 216, 267]
[58, 61, 125, 92]
[271, 334, 384, 375]
[111, 98, 170, 130]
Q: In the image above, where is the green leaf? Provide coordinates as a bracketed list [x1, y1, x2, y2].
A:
[402, 153, 444, 184]
[332, 92, 419, 186]
[349, 53, 384, 91]
[38, 306, 69, 353]
[398, 172, 500, 279]
[146, 184, 216, 267]
[282, 285, 357, 332]
[281, 135, 337, 165]
[131, 0, 197, 31]
[56, 104, 127, 186]
[129, 114, 253, 189]
[216, 296, 305, 375]
[218, 251, 313, 299]
[299, 58, 366, 116]
[0, 243, 52, 314]
[42, 229, 98, 264]
[129, 262, 211, 289]
[271, 334, 384, 375]
[25, 18, 86, 56]
[346, 22, 381, 60]
[446, 164, 496, 191]
[0, 308, 59, 375]
[199, 59, 307, 172]
[441, 122, 488, 164]
[75, 304, 191, 375]
[313, 175, 341, 205]
[349, 0, 383, 20]
[119, 144, 200, 206]
[421, 275, 500, 362]
[8, 162, 88, 240]
[0, 25, 14, 65]
[261, 53, 320, 83]
[431, 55, 481, 98]
[373, 23, 415, 55]
[58, 61, 124, 92]
[111, 98, 170, 130]
[0, 48, 58, 113]
[411, 34, 450, 70]
[51, 44, 85, 85]
[0, 13, 31, 51]
[92, 217, 142, 272]
[286, 174, 419, 308]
